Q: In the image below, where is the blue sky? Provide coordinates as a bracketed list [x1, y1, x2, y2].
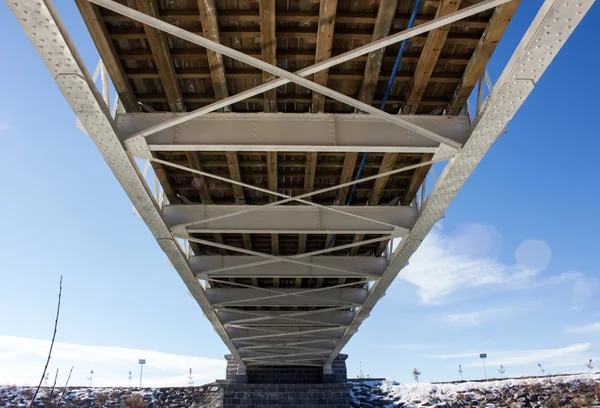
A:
[1, 1, 599, 387]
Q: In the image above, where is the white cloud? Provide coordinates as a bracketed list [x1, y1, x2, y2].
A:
[446, 307, 514, 326]
[398, 225, 542, 304]
[0, 123, 9, 132]
[424, 343, 592, 369]
[0, 336, 225, 387]
[566, 322, 600, 334]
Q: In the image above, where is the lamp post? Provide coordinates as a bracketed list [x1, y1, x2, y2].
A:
[480, 353, 487, 380]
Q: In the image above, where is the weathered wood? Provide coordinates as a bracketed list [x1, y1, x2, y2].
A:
[311, 0, 338, 113]
[402, 153, 433, 206]
[225, 152, 246, 204]
[260, 0, 277, 112]
[349, 153, 397, 256]
[119, 48, 472, 65]
[447, 1, 521, 114]
[303, 153, 318, 199]
[75, 0, 137, 112]
[334, 153, 359, 205]
[357, 0, 399, 107]
[135, 0, 184, 113]
[196, 0, 229, 102]
[404, 0, 461, 114]
[102, 10, 488, 28]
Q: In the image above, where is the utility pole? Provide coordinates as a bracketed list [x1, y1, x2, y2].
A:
[188, 368, 194, 386]
[129, 371, 132, 387]
[88, 370, 94, 387]
[480, 354, 487, 380]
[139, 359, 146, 388]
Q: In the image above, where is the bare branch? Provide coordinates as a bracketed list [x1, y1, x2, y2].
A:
[29, 276, 63, 407]
[55, 366, 74, 408]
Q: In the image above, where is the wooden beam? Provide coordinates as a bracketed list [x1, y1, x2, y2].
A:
[225, 152, 246, 204]
[135, 0, 184, 112]
[311, 0, 338, 113]
[349, 153, 397, 256]
[137, 93, 450, 106]
[125, 68, 462, 83]
[266, 151, 279, 261]
[185, 152, 227, 255]
[334, 153, 358, 205]
[402, 153, 433, 206]
[74, 0, 137, 112]
[357, 0, 399, 107]
[119, 48, 472, 65]
[304, 152, 318, 199]
[260, 0, 277, 112]
[102, 10, 488, 28]
[225, 152, 252, 255]
[404, 0, 461, 114]
[196, 0, 229, 102]
[447, 1, 521, 114]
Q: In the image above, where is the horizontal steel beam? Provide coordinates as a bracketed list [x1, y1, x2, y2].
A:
[193, 256, 388, 278]
[227, 327, 346, 340]
[118, 113, 470, 154]
[217, 310, 356, 326]
[165, 204, 417, 235]
[207, 288, 367, 306]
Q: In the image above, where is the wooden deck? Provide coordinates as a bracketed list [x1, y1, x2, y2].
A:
[75, 0, 520, 289]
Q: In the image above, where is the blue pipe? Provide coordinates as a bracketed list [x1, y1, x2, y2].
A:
[325, 0, 422, 250]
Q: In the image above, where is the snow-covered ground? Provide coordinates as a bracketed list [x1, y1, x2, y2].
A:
[350, 372, 600, 407]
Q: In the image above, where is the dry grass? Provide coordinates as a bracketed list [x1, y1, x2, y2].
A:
[124, 394, 148, 408]
[96, 392, 109, 404]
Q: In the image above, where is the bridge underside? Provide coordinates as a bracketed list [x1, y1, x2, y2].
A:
[7, 0, 593, 374]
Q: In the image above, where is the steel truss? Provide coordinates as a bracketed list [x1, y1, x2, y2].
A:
[6, 0, 594, 370]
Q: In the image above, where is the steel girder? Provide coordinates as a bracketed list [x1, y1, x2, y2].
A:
[117, 113, 471, 154]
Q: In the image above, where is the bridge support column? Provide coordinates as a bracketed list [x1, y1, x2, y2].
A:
[222, 354, 350, 408]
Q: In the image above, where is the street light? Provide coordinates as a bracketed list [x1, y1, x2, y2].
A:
[480, 353, 487, 380]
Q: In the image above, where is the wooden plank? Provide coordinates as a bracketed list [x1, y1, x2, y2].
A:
[266, 151, 279, 260]
[334, 153, 358, 205]
[311, 0, 338, 113]
[196, 0, 229, 102]
[402, 153, 433, 206]
[185, 152, 227, 255]
[125, 68, 461, 83]
[260, 0, 278, 112]
[185, 152, 213, 204]
[368, 153, 398, 206]
[357, 0, 399, 107]
[447, 1, 521, 115]
[404, 0, 461, 114]
[135, 0, 184, 112]
[103, 10, 488, 28]
[224, 152, 251, 255]
[74, 0, 137, 112]
[225, 152, 246, 204]
[349, 153, 397, 256]
[119, 48, 472, 65]
[303, 152, 318, 199]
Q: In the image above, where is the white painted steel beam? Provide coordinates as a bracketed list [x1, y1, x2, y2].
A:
[217, 310, 356, 326]
[227, 327, 346, 340]
[207, 288, 368, 307]
[324, 0, 596, 366]
[193, 256, 388, 279]
[165, 204, 417, 235]
[4, 0, 243, 364]
[118, 113, 470, 153]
